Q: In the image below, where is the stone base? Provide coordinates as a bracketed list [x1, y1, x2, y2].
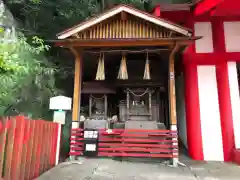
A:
[125, 121, 159, 129]
[84, 120, 108, 129]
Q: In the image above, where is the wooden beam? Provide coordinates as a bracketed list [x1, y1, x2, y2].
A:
[54, 38, 197, 48]
[121, 11, 128, 20]
[169, 44, 179, 125]
[70, 47, 82, 122]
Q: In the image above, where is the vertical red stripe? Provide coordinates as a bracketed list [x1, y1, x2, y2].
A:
[25, 120, 35, 180]
[184, 61, 204, 160]
[19, 119, 30, 180]
[212, 19, 235, 161]
[216, 61, 235, 161]
[34, 120, 43, 178]
[0, 118, 7, 177]
[183, 15, 204, 160]
[211, 19, 225, 52]
[11, 116, 25, 180]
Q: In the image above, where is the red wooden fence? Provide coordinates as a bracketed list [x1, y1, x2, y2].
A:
[0, 116, 61, 180]
[69, 128, 178, 159]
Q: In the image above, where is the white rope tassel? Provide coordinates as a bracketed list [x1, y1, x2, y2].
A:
[95, 54, 101, 80]
[118, 54, 128, 80]
[143, 52, 151, 80]
[101, 54, 105, 80]
[95, 53, 105, 80]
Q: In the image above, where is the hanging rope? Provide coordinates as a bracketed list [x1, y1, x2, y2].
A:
[90, 95, 105, 100]
[143, 52, 151, 80]
[95, 53, 101, 80]
[84, 48, 169, 54]
[95, 53, 105, 80]
[117, 53, 128, 80]
[126, 88, 149, 97]
[90, 95, 105, 108]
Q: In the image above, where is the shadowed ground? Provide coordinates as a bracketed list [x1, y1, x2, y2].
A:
[37, 156, 240, 180]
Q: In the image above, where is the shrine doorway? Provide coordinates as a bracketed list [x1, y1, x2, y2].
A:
[80, 49, 171, 129]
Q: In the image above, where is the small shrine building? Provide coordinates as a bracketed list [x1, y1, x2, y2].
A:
[55, 1, 240, 163]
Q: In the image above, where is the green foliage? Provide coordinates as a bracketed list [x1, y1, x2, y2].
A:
[2, 0, 194, 118]
[0, 33, 59, 118]
[3, 0, 195, 158]
[4, 0, 147, 38]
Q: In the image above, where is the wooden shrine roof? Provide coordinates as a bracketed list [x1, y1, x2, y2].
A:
[57, 4, 192, 40]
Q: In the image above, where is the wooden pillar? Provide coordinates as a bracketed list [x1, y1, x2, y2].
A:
[126, 90, 130, 121]
[69, 47, 82, 160]
[104, 95, 108, 118]
[148, 91, 152, 121]
[89, 95, 92, 117]
[169, 44, 179, 166]
[169, 45, 179, 126]
[70, 47, 82, 122]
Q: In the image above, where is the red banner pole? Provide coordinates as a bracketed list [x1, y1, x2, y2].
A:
[0, 118, 7, 178]
[41, 122, 48, 173]
[39, 121, 45, 174]
[48, 124, 54, 168]
[19, 119, 30, 180]
[11, 116, 25, 180]
[4, 118, 15, 180]
[25, 120, 35, 180]
[34, 120, 44, 178]
[45, 122, 51, 170]
[29, 120, 38, 180]
[51, 123, 56, 167]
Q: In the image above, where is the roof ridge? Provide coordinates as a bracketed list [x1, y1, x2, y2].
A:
[57, 4, 192, 39]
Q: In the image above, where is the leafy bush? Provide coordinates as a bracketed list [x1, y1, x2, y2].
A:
[0, 33, 59, 118]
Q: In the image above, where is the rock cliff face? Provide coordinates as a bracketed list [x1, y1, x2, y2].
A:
[0, 1, 15, 28]
[0, 0, 16, 43]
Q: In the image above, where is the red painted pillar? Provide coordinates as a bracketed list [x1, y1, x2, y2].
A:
[215, 61, 234, 161]
[183, 14, 203, 160]
[184, 60, 203, 160]
[212, 19, 235, 161]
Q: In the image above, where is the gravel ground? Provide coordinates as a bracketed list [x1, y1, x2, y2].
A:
[36, 157, 240, 180]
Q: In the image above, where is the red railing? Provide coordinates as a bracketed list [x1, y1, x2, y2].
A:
[69, 128, 84, 156]
[0, 116, 61, 180]
[70, 128, 178, 158]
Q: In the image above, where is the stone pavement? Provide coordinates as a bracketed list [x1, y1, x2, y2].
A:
[37, 157, 240, 180]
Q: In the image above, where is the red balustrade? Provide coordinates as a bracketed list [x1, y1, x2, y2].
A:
[0, 116, 61, 180]
[69, 128, 178, 159]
